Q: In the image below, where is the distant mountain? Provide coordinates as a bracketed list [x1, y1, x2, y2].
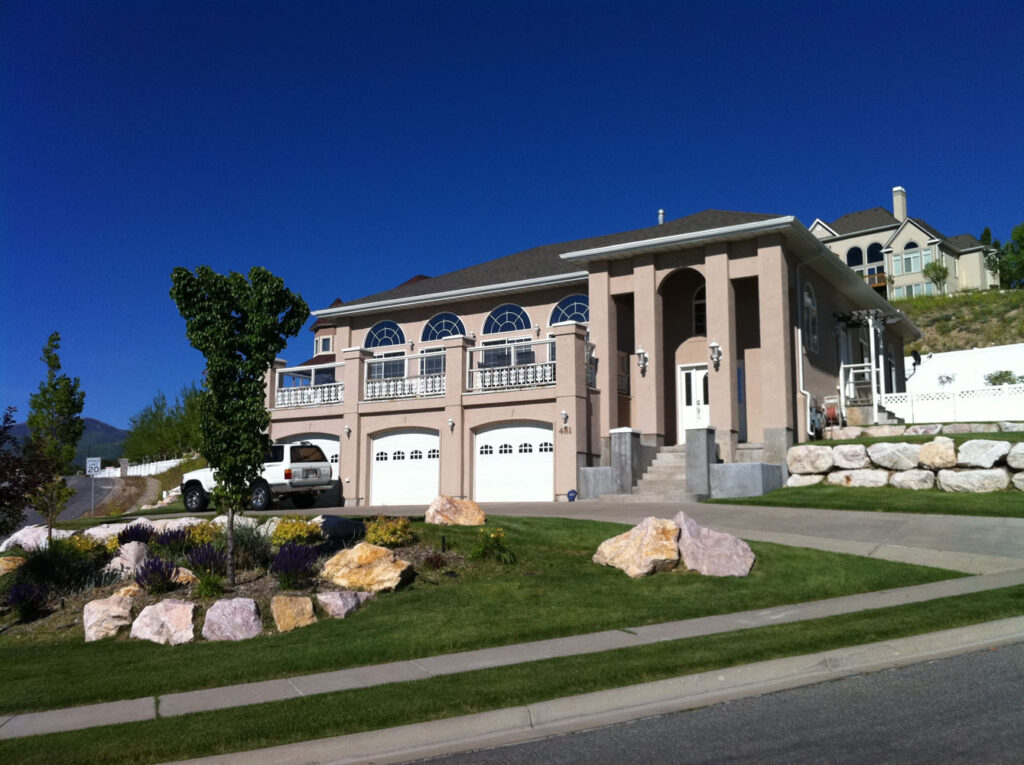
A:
[8, 417, 129, 469]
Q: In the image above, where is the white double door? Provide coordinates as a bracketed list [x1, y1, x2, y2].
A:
[677, 364, 709, 442]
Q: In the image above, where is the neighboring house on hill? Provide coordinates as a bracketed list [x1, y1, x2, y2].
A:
[809, 186, 999, 298]
[267, 209, 919, 506]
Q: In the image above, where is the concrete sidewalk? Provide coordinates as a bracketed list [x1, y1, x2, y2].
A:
[169, 615, 1024, 765]
[3, 568, 1024, 741]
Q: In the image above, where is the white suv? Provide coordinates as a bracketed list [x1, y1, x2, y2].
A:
[180, 442, 333, 513]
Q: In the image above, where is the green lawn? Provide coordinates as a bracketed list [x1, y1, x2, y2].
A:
[713, 485, 1024, 518]
[0, 516, 961, 714]
[4, 583, 1022, 765]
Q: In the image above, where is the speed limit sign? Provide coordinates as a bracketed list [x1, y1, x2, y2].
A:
[86, 457, 102, 476]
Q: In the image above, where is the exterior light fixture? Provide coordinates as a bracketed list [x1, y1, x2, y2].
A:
[448, 417, 456, 432]
[344, 425, 352, 438]
[635, 348, 649, 375]
[709, 340, 723, 371]
[560, 410, 569, 425]
[534, 324, 541, 336]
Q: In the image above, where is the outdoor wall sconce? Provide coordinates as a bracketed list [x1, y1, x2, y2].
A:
[635, 348, 649, 376]
[344, 425, 352, 438]
[448, 417, 456, 433]
[560, 410, 569, 425]
[709, 340, 723, 371]
[534, 324, 541, 336]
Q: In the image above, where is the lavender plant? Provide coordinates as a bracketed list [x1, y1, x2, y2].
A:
[271, 542, 319, 589]
[117, 523, 154, 546]
[135, 557, 177, 593]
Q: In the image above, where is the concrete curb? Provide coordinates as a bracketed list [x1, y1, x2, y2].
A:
[169, 616, 1024, 765]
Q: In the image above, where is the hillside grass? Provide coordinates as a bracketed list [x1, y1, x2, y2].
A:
[895, 290, 1024, 355]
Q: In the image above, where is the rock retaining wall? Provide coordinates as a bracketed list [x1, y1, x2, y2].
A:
[788, 438, 1024, 493]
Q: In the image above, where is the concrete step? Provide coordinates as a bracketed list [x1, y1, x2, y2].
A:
[659, 444, 688, 453]
[649, 452, 687, 464]
[641, 465, 688, 480]
[635, 478, 690, 494]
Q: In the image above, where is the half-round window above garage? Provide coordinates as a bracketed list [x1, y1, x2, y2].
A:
[421, 312, 466, 341]
[365, 320, 406, 348]
[550, 294, 589, 325]
[484, 304, 530, 334]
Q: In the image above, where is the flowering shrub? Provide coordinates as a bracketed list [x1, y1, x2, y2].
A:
[364, 516, 414, 548]
[152, 528, 191, 557]
[271, 542, 319, 589]
[187, 520, 225, 547]
[6, 581, 48, 620]
[186, 543, 226, 575]
[270, 517, 323, 547]
[117, 523, 154, 546]
[470, 527, 515, 564]
[135, 557, 177, 594]
[65, 534, 103, 555]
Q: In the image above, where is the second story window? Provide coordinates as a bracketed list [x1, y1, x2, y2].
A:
[550, 294, 589, 325]
[421, 312, 466, 341]
[365, 320, 405, 348]
[316, 335, 333, 354]
[846, 247, 864, 268]
[693, 285, 707, 336]
[483, 304, 530, 334]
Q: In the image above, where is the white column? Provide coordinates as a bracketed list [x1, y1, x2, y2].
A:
[867, 313, 878, 424]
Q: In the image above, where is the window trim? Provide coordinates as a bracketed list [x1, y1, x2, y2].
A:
[365, 320, 406, 349]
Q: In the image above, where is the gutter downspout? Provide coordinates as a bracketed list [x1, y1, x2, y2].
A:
[795, 252, 831, 438]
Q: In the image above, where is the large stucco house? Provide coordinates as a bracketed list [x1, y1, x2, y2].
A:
[809, 186, 999, 298]
[267, 209, 919, 506]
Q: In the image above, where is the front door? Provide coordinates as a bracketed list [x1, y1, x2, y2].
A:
[677, 364, 709, 443]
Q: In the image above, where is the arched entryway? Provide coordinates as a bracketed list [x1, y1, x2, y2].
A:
[660, 268, 708, 445]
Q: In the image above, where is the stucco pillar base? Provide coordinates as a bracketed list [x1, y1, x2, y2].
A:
[609, 428, 643, 494]
[598, 436, 611, 467]
[763, 427, 794, 465]
[685, 427, 716, 498]
[715, 429, 739, 464]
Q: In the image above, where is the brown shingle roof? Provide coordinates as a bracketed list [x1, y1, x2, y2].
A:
[344, 209, 781, 307]
[828, 207, 899, 235]
[949, 233, 983, 250]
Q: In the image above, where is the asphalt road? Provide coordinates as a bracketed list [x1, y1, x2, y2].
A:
[20, 475, 117, 526]
[422, 642, 1024, 764]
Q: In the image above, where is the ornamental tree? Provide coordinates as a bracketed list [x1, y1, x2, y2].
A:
[922, 261, 949, 294]
[170, 266, 309, 584]
[26, 332, 86, 542]
[0, 407, 47, 537]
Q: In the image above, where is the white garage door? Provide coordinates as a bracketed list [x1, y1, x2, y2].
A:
[370, 430, 440, 505]
[474, 423, 554, 502]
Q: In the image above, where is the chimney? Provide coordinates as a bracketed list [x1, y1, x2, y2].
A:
[892, 186, 907, 222]
[658, 208, 665, 225]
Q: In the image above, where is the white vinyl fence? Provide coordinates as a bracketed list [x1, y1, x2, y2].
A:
[880, 384, 1024, 424]
[93, 457, 186, 479]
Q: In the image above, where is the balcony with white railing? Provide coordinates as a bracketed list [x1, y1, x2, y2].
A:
[467, 339, 556, 392]
[364, 353, 446, 401]
[274, 362, 345, 409]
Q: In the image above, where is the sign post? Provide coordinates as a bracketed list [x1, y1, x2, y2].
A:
[86, 458, 102, 517]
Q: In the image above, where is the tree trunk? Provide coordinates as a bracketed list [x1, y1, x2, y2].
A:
[226, 505, 236, 586]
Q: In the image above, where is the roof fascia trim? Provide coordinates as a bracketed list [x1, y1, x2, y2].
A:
[809, 218, 838, 236]
[821, 222, 899, 242]
[313, 271, 589, 318]
[558, 216, 797, 262]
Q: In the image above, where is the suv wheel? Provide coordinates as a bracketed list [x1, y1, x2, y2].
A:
[183, 484, 208, 513]
[250, 481, 272, 512]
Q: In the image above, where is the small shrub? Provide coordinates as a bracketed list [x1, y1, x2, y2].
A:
[422, 551, 448, 570]
[233, 523, 274, 570]
[364, 516, 414, 548]
[135, 557, 177, 594]
[271, 542, 318, 589]
[152, 528, 191, 557]
[186, 543, 226, 576]
[470, 527, 515, 564]
[117, 523, 154, 546]
[65, 534, 104, 555]
[271, 516, 323, 547]
[14, 538, 112, 595]
[195, 571, 224, 598]
[6, 581, 49, 620]
[187, 520, 225, 548]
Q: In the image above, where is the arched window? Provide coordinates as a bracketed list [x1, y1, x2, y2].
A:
[421, 312, 466, 341]
[693, 285, 707, 336]
[483, 304, 530, 334]
[846, 247, 863, 267]
[867, 243, 884, 264]
[904, 241, 919, 251]
[802, 284, 819, 353]
[365, 320, 405, 348]
[550, 294, 589, 325]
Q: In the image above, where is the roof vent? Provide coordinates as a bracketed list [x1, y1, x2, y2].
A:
[658, 209, 665, 225]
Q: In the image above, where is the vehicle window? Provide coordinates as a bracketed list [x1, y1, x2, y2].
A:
[264, 445, 285, 463]
[290, 445, 327, 463]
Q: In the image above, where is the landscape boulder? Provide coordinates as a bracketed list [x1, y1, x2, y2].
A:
[425, 495, 486, 526]
[937, 469, 1010, 493]
[130, 599, 195, 645]
[115, 583, 143, 598]
[82, 523, 130, 543]
[825, 469, 890, 488]
[83, 596, 133, 642]
[672, 511, 754, 577]
[832, 444, 870, 470]
[970, 423, 1000, 433]
[259, 517, 282, 539]
[593, 516, 680, 578]
[957, 440, 1011, 469]
[942, 423, 971, 434]
[866, 442, 921, 471]
[314, 515, 366, 542]
[212, 515, 259, 530]
[824, 426, 862, 440]
[889, 469, 935, 491]
[1007, 443, 1024, 470]
[862, 425, 906, 437]
[316, 590, 375, 619]
[787, 445, 833, 475]
[919, 437, 956, 470]
[172, 567, 199, 585]
[999, 421, 1024, 433]
[202, 598, 263, 641]
[0, 525, 75, 553]
[1013, 473, 1024, 492]
[0, 556, 26, 577]
[321, 543, 413, 592]
[785, 474, 824, 488]
[104, 541, 150, 580]
[271, 595, 316, 632]
[904, 424, 942, 436]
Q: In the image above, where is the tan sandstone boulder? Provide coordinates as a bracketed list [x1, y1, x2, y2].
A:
[271, 595, 316, 633]
[672, 511, 755, 577]
[172, 567, 199, 585]
[83, 596, 133, 642]
[115, 583, 143, 598]
[130, 599, 195, 645]
[0, 556, 26, 577]
[321, 543, 413, 592]
[919, 437, 956, 470]
[425, 495, 486, 526]
[593, 516, 680, 578]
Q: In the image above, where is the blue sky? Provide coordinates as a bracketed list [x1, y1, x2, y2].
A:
[2, 0, 1021, 429]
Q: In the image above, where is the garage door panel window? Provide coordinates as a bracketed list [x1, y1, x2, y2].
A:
[427, 448, 439, 459]
[480, 445, 493, 455]
[410, 450, 423, 459]
[539, 442, 553, 452]
[474, 424, 555, 502]
[498, 444, 513, 454]
[371, 431, 440, 505]
[519, 443, 533, 453]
